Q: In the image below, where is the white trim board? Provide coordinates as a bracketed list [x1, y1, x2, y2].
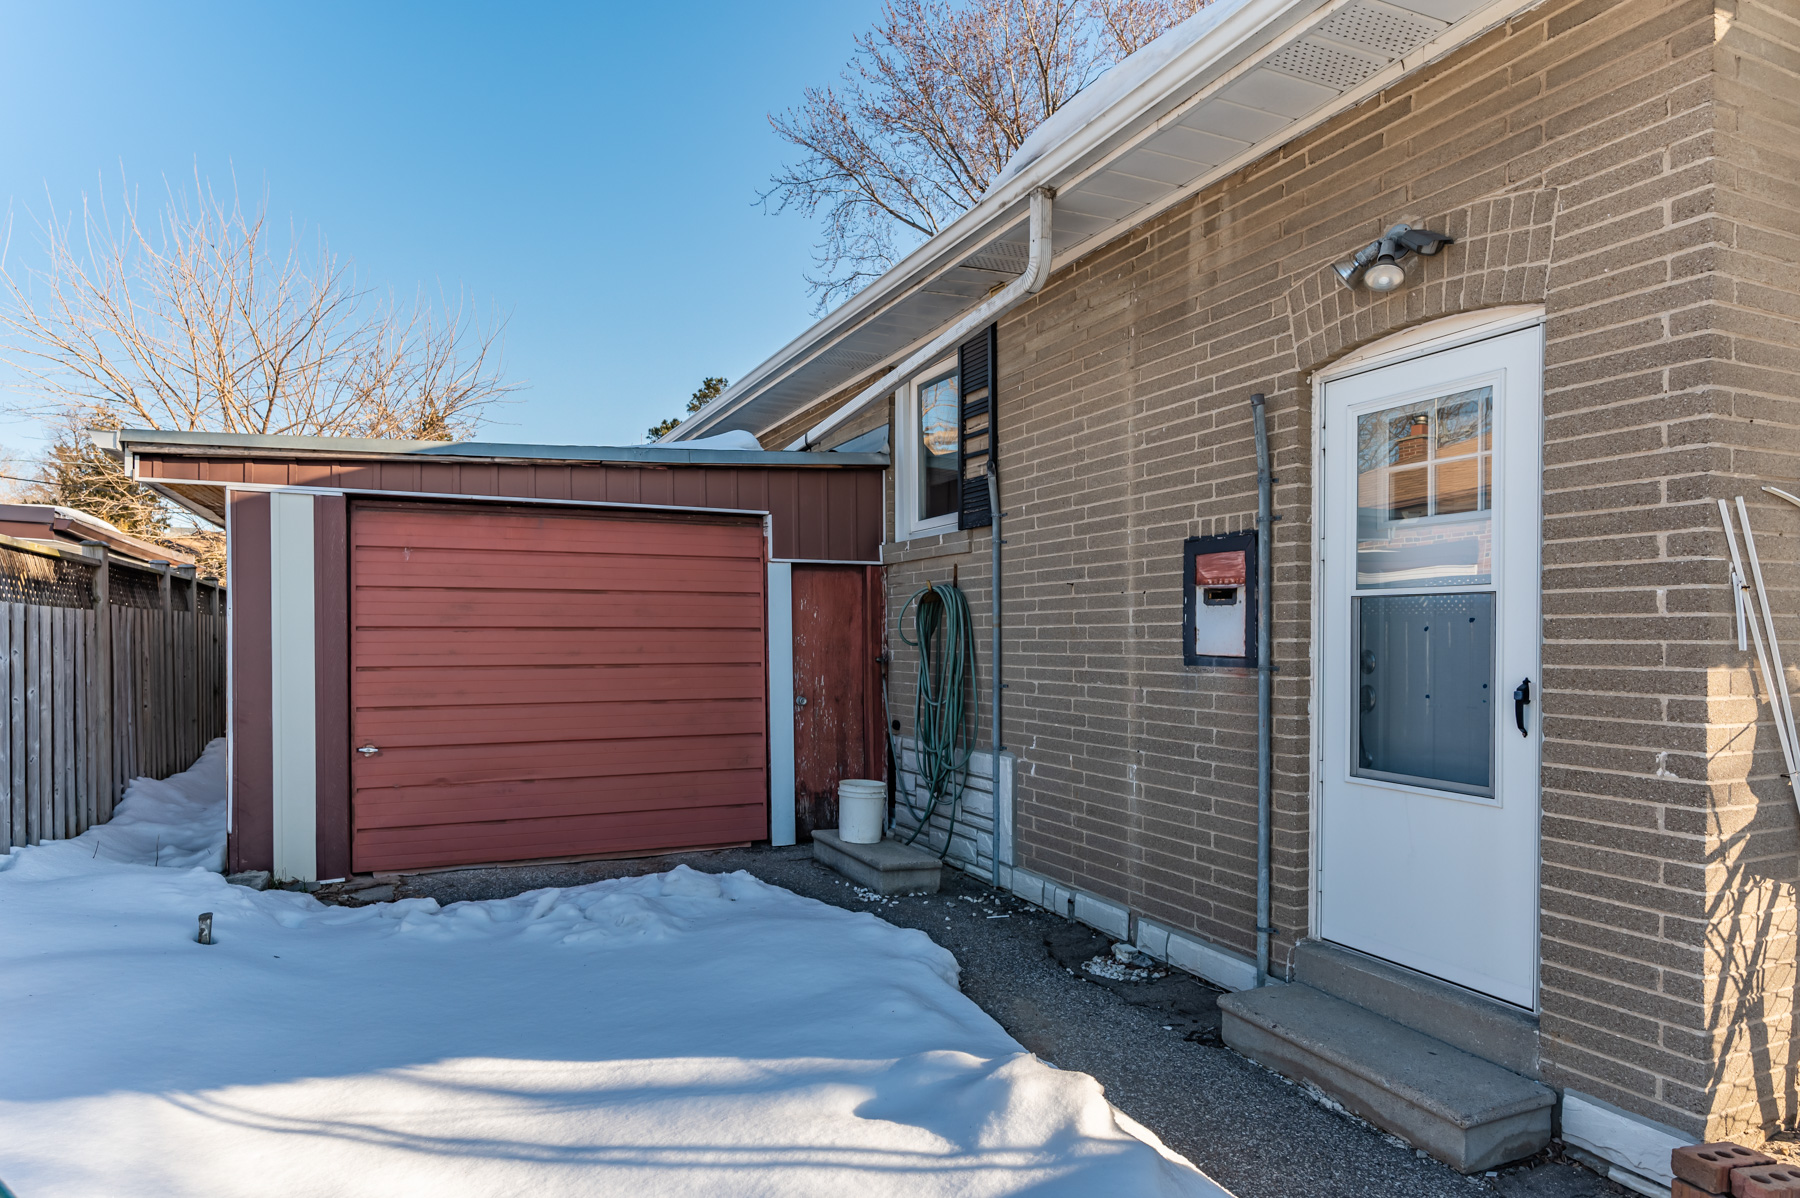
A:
[268, 491, 317, 883]
[766, 563, 796, 848]
[999, 866, 1259, 991]
[1561, 1090, 1691, 1196]
[1135, 918, 1261, 993]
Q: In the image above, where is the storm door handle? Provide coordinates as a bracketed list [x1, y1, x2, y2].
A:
[1513, 678, 1532, 738]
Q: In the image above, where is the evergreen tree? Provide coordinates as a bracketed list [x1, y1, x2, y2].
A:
[646, 376, 729, 442]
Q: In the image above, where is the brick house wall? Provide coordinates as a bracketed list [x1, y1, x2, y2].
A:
[1695, 0, 1800, 1140]
[768, 0, 1800, 1140]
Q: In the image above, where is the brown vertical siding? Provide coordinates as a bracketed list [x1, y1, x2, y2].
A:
[346, 502, 769, 871]
[313, 494, 351, 881]
[228, 492, 273, 874]
[136, 457, 885, 563]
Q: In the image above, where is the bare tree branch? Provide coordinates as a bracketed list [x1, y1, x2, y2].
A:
[0, 170, 520, 446]
[764, 0, 1210, 306]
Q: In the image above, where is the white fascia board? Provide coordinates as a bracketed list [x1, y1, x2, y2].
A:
[673, 0, 1316, 440]
[677, 0, 1541, 443]
[1041, 0, 1540, 270]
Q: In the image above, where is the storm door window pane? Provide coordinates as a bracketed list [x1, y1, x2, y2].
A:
[917, 371, 960, 522]
[1354, 592, 1494, 796]
[1356, 386, 1493, 587]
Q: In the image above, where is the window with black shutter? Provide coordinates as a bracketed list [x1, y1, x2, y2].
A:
[957, 324, 997, 530]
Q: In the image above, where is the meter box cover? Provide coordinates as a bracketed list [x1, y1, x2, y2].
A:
[1184, 531, 1258, 667]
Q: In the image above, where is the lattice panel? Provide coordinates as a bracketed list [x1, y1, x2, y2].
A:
[109, 566, 165, 610]
[0, 545, 94, 609]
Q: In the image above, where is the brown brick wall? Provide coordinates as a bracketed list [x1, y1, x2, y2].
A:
[772, 0, 1797, 1138]
[1692, 0, 1800, 1139]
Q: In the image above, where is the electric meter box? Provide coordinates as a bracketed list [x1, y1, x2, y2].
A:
[1183, 531, 1258, 668]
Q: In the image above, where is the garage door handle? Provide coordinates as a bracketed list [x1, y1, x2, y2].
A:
[358, 745, 381, 757]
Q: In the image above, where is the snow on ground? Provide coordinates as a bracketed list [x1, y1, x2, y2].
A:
[0, 744, 1228, 1198]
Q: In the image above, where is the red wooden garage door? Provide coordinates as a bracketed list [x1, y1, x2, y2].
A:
[349, 502, 768, 873]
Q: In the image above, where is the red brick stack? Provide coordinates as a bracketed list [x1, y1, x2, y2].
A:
[1672, 1144, 1798, 1198]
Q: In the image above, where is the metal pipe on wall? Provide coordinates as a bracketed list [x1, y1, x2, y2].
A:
[1251, 393, 1273, 987]
[986, 464, 1004, 886]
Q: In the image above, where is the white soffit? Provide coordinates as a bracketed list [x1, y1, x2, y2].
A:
[679, 0, 1536, 441]
[1047, 0, 1495, 251]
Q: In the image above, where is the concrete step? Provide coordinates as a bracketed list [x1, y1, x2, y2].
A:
[1219, 983, 1554, 1174]
[1293, 940, 1541, 1077]
[812, 830, 942, 895]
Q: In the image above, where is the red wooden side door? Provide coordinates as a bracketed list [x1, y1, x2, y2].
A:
[348, 502, 768, 873]
[791, 565, 884, 840]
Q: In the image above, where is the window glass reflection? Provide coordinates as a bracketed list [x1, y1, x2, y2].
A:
[1356, 386, 1493, 587]
[917, 371, 960, 521]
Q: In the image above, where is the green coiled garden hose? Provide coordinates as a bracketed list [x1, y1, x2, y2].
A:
[888, 582, 979, 856]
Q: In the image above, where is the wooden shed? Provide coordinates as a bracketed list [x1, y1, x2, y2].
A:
[98, 430, 887, 882]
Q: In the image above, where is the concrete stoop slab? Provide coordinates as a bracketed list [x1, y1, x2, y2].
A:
[1219, 983, 1554, 1174]
[812, 830, 942, 895]
[1292, 940, 1541, 1078]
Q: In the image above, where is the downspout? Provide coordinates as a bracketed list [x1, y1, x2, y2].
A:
[986, 463, 1004, 887]
[1251, 393, 1273, 987]
[786, 187, 1056, 450]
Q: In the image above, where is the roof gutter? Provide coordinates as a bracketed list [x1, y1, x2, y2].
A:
[784, 186, 1055, 451]
[679, 0, 1303, 443]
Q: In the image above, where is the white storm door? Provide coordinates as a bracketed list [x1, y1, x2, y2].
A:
[1317, 325, 1543, 1009]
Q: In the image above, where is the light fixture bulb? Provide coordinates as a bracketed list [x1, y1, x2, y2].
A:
[1363, 257, 1406, 292]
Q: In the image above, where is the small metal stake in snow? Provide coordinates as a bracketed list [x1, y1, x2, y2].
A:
[197, 913, 213, 946]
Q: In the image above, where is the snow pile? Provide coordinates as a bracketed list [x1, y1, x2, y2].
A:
[0, 750, 1228, 1198]
[675, 428, 764, 450]
[14, 738, 231, 873]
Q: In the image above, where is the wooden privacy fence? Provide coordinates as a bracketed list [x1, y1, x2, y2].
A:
[0, 533, 225, 852]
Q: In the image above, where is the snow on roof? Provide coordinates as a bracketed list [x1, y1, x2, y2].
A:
[49, 504, 129, 538]
[983, 0, 1252, 198]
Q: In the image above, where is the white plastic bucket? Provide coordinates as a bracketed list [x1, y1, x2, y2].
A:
[837, 779, 886, 844]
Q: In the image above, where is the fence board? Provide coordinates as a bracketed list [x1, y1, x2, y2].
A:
[54, 608, 69, 838]
[82, 609, 95, 832]
[27, 605, 43, 844]
[0, 606, 8, 852]
[10, 605, 23, 850]
[0, 545, 224, 851]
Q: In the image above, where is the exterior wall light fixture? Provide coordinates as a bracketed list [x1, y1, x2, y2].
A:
[1333, 223, 1455, 292]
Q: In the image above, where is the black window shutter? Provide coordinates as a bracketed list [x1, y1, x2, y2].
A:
[957, 323, 997, 530]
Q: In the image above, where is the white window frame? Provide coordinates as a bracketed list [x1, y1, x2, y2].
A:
[893, 355, 962, 541]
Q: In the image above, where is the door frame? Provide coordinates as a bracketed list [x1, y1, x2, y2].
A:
[1305, 305, 1547, 1003]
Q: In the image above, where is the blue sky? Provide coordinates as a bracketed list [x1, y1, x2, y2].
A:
[0, 1, 885, 452]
